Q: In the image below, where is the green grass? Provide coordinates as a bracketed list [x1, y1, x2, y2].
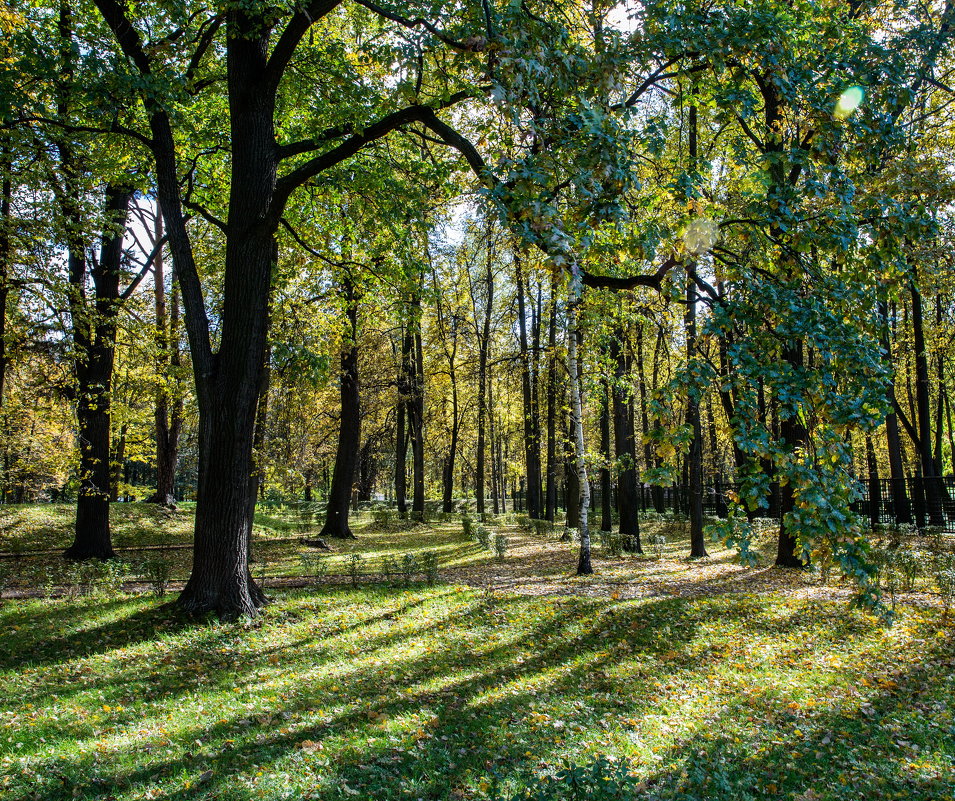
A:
[1, 586, 953, 800]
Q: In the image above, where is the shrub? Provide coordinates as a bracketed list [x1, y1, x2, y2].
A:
[372, 506, 394, 527]
[380, 554, 396, 585]
[530, 518, 553, 537]
[401, 552, 419, 586]
[493, 533, 508, 560]
[421, 551, 439, 586]
[606, 531, 623, 558]
[139, 555, 173, 597]
[299, 552, 328, 582]
[564, 527, 579, 543]
[494, 757, 644, 800]
[0, 563, 11, 598]
[475, 525, 491, 550]
[347, 553, 364, 587]
[936, 568, 955, 614]
[461, 515, 474, 538]
[652, 534, 666, 559]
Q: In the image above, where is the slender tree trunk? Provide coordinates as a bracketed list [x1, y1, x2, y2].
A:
[473, 257, 493, 517]
[865, 434, 882, 530]
[65, 186, 133, 561]
[879, 299, 912, 524]
[516, 254, 543, 518]
[148, 211, 182, 506]
[910, 268, 944, 526]
[410, 312, 425, 519]
[395, 327, 410, 517]
[775, 345, 807, 567]
[320, 277, 360, 538]
[610, 328, 641, 552]
[544, 271, 560, 522]
[0, 138, 10, 412]
[685, 268, 707, 558]
[109, 422, 127, 503]
[599, 376, 613, 533]
[568, 297, 592, 575]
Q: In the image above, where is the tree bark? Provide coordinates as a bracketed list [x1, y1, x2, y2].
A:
[65, 186, 133, 561]
[909, 268, 945, 526]
[568, 297, 592, 575]
[544, 271, 560, 522]
[515, 254, 543, 518]
[610, 328, 642, 552]
[320, 276, 360, 538]
[599, 376, 613, 533]
[685, 268, 707, 558]
[879, 299, 912, 524]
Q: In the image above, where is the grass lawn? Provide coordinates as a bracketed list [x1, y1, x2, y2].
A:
[0, 504, 953, 800]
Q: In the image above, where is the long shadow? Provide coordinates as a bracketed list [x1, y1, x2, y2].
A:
[4, 591, 951, 800]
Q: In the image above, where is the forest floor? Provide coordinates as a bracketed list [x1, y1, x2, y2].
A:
[0, 504, 953, 800]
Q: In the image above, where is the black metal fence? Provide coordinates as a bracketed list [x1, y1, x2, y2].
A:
[576, 475, 955, 534]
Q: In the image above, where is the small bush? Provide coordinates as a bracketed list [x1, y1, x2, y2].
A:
[497, 757, 644, 800]
[492, 533, 508, 560]
[564, 527, 579, 543]
[936, 568, 955, 614]
[421, 551, 439, 586]
[139, 555, 173, 597]
[401, 552, 419, 586]
[348, 553, 364, 587]
[652, 533, 666, 559]
[380, 554, 396, 584]
[299, 552, 328, 582]
[372, 506, 394, 527]
[605, 531, 623, 558]
[475, 525, 491, 550]
[530, 518, 553, 537]
[461, 515, 474, 538]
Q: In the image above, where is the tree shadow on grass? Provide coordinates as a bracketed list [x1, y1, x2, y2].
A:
[4, 591, 952, 801]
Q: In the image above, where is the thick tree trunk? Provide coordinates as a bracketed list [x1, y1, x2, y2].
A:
[610, 329, 641, 552]
[176, 19, 277, 615]
[320, 278, 360, 539]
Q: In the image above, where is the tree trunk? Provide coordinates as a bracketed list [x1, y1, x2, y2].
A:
[685, 267, 707, 558]
[148, 211, 182, 506]
[395, 328, 410, 517]
[65, 186, 133, 561]
[879, 299, 912, 524]
[176, 17, 278, 615]
[410, 313, 425, 519]
[320, 277, 360, 539]
[544, 271, 560, 522]
[515, 254, 543, 518]
[775, 343, 807, 567]
[910, 269, 944, 526]
[568, 297, 592, 575]
[610, 329, 642, 552]
[599, 376, 613, 533]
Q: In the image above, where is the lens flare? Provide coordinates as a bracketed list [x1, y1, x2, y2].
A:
[683, 219, 720, 255]
[834, 86, 864, 120]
